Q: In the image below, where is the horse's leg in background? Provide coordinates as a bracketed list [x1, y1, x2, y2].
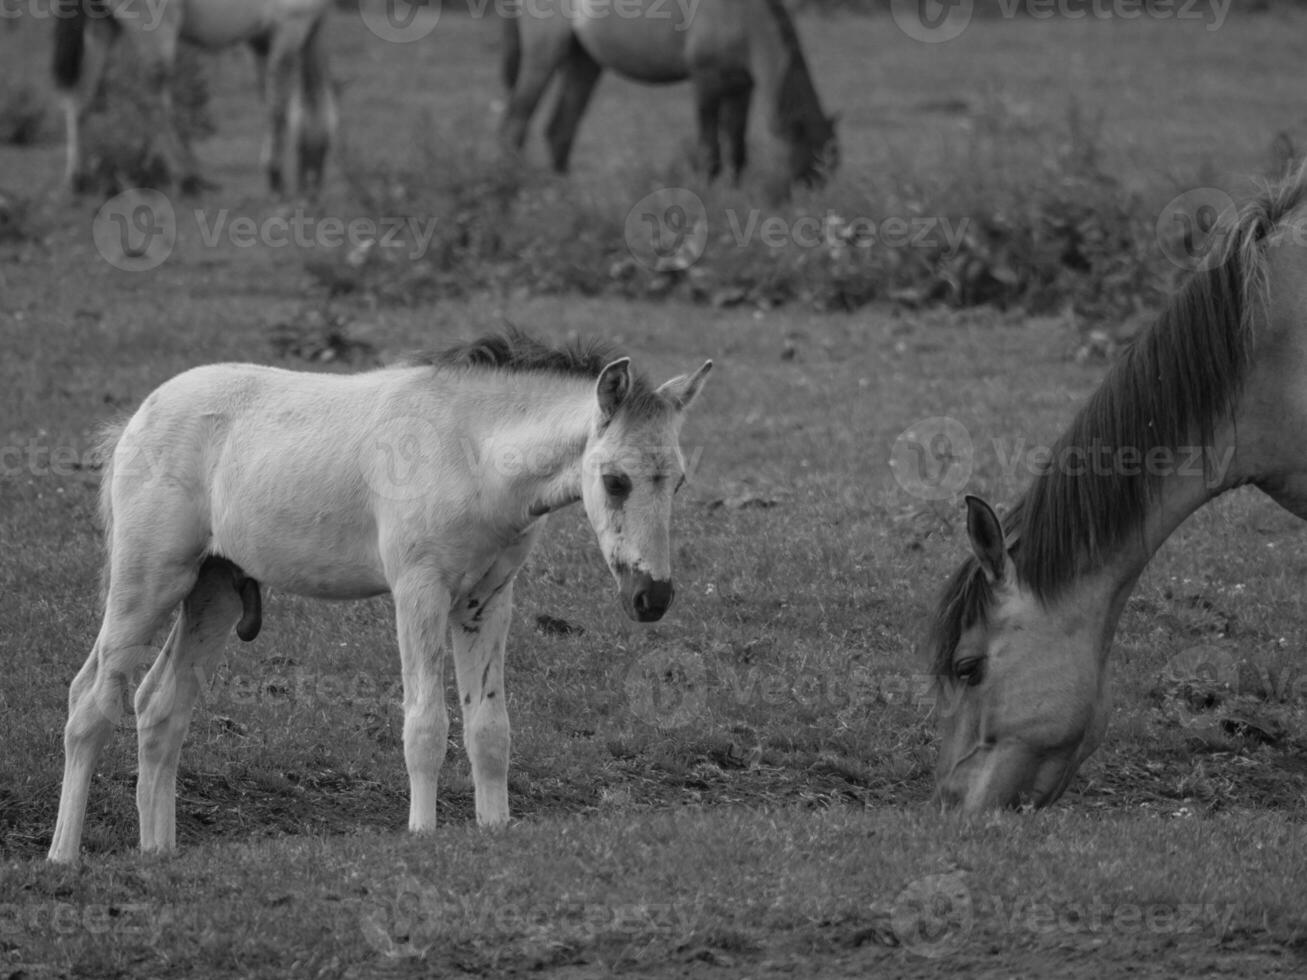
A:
[134, 558, 243, 854]
[544, 38, 601, 173]
[499, 14, 573, 159]
[719, 77, 753, 184]
[393, 573, 453, 831]
[54, 8, 117, 191]
[48, 516, 206, 862]
[261, 17, 314, 195]
[294, 13, 336, 197]
[691, 73, 724, 180]
[123, 3, 201, 192]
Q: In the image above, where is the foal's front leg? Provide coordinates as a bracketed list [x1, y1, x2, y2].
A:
[450, 578, 516, 826]
[393, 575, 452, 832]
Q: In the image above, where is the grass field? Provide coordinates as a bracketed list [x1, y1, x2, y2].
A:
[2, 3, 1307, 977]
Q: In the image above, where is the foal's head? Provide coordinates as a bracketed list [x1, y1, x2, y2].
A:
[581, 358, 712, 622]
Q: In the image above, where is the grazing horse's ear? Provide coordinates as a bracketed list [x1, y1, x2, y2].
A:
[656, 360, 713, 412]
[965, 495, 1008, 584]
[596, 358, 632, 421]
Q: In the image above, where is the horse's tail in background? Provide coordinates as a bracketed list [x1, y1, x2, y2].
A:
[501, 3, 521, 92]
[95, 418, 127, 602]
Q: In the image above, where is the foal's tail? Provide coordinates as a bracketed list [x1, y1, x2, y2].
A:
[501, 5, 521, 92]
[52, 0, 89, 91]
[94, 418, 127, 600]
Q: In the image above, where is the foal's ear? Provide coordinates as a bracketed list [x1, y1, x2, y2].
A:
[596, 358, 632, 421]
[965, 495, 1009, 585]
[656, 360, 713, 412]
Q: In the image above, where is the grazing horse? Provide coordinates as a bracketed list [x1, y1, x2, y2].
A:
[47, 331, 711, 862]
[52, 0, 337, 194]
[929, 167, 1307, 813]
[499, 0, 838, 189]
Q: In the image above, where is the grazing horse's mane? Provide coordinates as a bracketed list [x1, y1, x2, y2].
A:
[928, 168, 1307, 678]
[404, 328, 667, 416]
[761, 0, 827, 136]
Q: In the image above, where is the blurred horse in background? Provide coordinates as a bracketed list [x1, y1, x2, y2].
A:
[500, 0, 838, 191]
[52, 0, 336, 195]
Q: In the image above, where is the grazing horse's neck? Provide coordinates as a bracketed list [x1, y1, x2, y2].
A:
[1037, 429, 1238, 661]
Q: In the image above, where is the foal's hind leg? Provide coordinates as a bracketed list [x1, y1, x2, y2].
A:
[48, 553, 201, 863]
[544, 40, 601, 173]
[134, 558, 243, 854]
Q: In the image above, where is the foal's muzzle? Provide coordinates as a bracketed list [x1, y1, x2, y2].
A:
[620, 569, 674, 622]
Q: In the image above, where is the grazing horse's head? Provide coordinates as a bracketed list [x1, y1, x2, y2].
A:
[580, 358, 712, 622]
[931, 496, 1110, 813]
[788, 112, 839, 189]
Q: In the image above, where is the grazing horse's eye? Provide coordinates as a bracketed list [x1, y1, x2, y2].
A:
[602, 473, 632, 499]
[953, 657, 986, 687]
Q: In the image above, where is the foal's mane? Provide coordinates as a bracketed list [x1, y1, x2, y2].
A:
[404, 328, 666, 415]
[760, 0, 828, 136]
[928, 170, 1307, 677]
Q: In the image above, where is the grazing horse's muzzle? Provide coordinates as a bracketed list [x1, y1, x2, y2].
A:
[619, 569, 674, 622]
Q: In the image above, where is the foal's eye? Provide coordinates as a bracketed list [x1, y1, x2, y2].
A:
[953, 657, 986, 687]
[602, 473, 632, 499]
